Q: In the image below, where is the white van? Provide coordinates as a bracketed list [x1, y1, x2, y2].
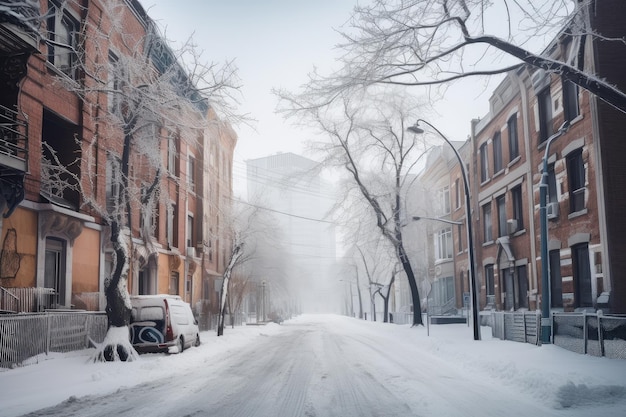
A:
[130, 295, 200, 354]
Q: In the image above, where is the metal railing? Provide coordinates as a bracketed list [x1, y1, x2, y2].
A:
[553, 311, 626, 359]
[428, 296, 457, 316]
[0, 287, 56, 313]
[0, 287, 20, 313]
[0, 104, 28, 171]
[0, 311, 107, 368]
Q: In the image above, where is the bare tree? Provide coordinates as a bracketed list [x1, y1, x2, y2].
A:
[216, 198, 288, 335]
[294, 0, 626, 114]
[280, 89, 431, 326]
[40, 1, 242, 360]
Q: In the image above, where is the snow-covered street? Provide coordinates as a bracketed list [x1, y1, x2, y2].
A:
[2, 315, 626, 417]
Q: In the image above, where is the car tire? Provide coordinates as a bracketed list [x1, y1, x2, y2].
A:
[177, 337, 184, 354]
[194, 334, 201, 347]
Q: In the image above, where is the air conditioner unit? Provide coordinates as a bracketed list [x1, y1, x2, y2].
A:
[186, 246, 196, 258]
[531, 69, 550, 92]
[547, 202, 559, 219]
[506, 219, 518, 235]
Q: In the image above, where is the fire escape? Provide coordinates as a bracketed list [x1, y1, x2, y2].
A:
[0, 1, 40, 216]
[0, 2, 39, 313]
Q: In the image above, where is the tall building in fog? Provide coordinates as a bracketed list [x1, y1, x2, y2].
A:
[246, 153, 338, 313]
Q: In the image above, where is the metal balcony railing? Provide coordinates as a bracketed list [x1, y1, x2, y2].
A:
[0, 104, 28, 172]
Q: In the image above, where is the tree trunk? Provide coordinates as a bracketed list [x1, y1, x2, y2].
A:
[355, 269, 364, 319]
[94, 221, 137, 362]
[382, 272, 395, 323]
[95, 127, 137, 361]
[398, 242, 422, 326]
[218, 243, 243, 336]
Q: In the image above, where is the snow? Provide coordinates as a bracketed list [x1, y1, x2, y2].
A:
[1, 314, 626, 416]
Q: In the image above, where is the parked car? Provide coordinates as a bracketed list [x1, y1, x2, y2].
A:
[129, 295, 200, 354]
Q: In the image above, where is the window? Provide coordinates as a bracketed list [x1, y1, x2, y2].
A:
[106, 154, 122, 214]
[42, 110, 81, 210]
[511, 185, 524, 231]
[169, 272, 180, 295]
[107, 52, 120, 114]
[538, 88, 553, 143]
[567, 149, 585, 213]
[572, 243, 592, 308]
[435, 228, 453, 260]
[187, 214, 194, 248]
[47, 1, 79, 78]
[493, 132, 503, 173]
[166, 202, 178, 248]
[139, 184, 156, 238]
[547, 163, 558, 204]
[208, 236, 213, 262]
[508, 114, 519, 162]
[562, 79, 580, 122]
[482, 202, 492, 242]
[167, 133, 178, 176]
[455, 178, 461, 210]
[485, 264, 495, 296]
[434, 276, 455, 307]
[480, 143, 489, 182]
[439, 186, 450, 215]
[496, 195, 507, 237]
[549, 250, 563, 308]
[457, 223, 463, 252]
[187, 155, 196, 191]
[44, 238, 67, 306]
[185, 275, 192, 303]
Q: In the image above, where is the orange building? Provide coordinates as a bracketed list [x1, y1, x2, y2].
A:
[0, 0, 235, 317]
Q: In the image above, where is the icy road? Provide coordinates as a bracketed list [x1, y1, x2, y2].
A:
[14, 315, 626, 417]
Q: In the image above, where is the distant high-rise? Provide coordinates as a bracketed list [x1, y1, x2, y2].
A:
[246, 153, 338, 313]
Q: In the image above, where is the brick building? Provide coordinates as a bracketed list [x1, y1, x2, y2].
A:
[0, 0, 235, 316]
[469, 0, 626, 314]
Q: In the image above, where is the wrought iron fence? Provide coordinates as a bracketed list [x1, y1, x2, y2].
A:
[0, 311, 107, 368]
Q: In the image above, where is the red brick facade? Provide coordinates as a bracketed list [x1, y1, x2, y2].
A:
[0, 0, 235, 315]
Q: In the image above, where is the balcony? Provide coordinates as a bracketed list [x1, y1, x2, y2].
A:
[0, 6, 40, 55]
[0, 104, 27, 172]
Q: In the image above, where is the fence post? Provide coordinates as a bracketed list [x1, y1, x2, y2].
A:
[523, 312, 527, 343]
[597, 310, 604, 357]
[583, 311, 588, 355]
[46, 314, 51, 355]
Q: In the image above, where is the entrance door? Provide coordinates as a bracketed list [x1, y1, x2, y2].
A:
[44, 238, 66, 307]
[503, 269, 514, 311]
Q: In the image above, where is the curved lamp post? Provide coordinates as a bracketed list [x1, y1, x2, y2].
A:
[407, 120, 481, 341]
[539, 121, 570, 343]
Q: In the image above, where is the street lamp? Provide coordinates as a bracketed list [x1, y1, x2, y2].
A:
[412, 215, 463, 226]
[539, 121, 570, 344]
[407, 119, 481, 341]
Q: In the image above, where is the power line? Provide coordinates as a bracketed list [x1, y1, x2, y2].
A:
[232, 198, 335, 224]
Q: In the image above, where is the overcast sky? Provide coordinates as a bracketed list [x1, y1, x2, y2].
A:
[141, 1, 499, 192]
